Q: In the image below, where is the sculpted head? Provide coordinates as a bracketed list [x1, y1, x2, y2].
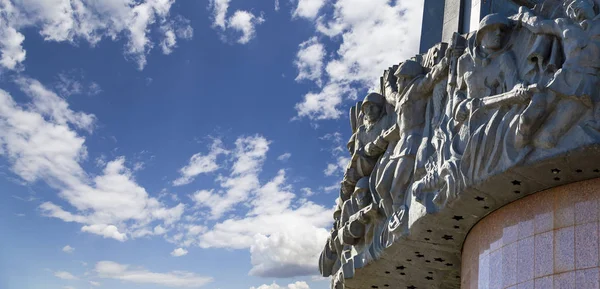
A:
[566, 0, 596, 23]
[394, 60, 424, 93]
[476, 14, 510, 51]
[353, 177, 372, 208]
[361, 92, 385, 127]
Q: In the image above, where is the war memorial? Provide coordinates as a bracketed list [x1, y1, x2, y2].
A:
[318, 0, 600, 288]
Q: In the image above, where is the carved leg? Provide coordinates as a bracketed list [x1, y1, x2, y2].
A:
[517, 92, 550, 148]
[387, 156, 415, 215]
[375, 158, 398, 217]
[533, 98, 586, 149]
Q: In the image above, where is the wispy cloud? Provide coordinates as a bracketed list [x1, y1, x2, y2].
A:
[95, 261, 212, 288]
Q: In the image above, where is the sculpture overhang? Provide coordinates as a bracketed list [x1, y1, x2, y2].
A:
[319, 1, 600, 288]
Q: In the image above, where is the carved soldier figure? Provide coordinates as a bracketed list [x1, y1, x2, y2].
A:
[367, 58, 449, 218]
[340, 93, 394, 200]
[454, 13, 522, 122]
[513, 1, 600, 148]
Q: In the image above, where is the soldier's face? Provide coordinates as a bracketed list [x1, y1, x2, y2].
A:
[396, 76, 407, 93]
[481, 26, 504, 50]
[363, 103, 381, 122]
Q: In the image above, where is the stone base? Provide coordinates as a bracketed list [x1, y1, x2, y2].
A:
[462, 178, 600, 288]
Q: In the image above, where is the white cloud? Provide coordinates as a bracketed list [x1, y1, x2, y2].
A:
[55, 271, 77, 280]
[228, 10, 265, 44]
[294, 0, 425, 120]
[0, 77, 184, 242]
[54, 71, 102, 97]
[81, 224, 128, 242]
[275, 0, 280, 11]
[250, 281, 311, 289]
[64, 286, 76, 289]
[276, 153, 291, 161]
[173, 139, 228, 186]
[62, 245, 75, 253]
[0, 25, 26, 70]
[323, 155, 349, 176]
[208, 1, 265, 44]
[293, 0, 326, 19]
[171, 248, 188, 257]
[160, 17, 193, 55]
[295, 37, 325, 86]
[173, 136, 333, 277]
[89, 281, 100, 286]
[295, 83, 349, 120]
[95, 261, 213, 288]
[0, 0, 193, 70]
[209, 0, 231, 29]
[300, 187, 315, 197]
[190, 135, 268, 219]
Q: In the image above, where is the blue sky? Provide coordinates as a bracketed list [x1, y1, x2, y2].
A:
[0, 0, 424, 288]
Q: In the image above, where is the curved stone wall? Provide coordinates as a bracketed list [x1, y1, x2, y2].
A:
[462, 178, 600, 288]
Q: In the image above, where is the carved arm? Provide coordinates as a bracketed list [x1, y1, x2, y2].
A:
[513, 6, 562, 37]
[415, 57, 450, 95]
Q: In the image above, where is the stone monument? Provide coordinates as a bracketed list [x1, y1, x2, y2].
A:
[319, 0, 600, 288]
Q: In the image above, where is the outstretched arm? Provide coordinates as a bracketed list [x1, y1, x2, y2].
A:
[514, 6, 563, 37]
[415, 57, 449, 94]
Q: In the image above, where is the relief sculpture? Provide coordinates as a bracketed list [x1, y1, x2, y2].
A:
[319, 1, 600, 287]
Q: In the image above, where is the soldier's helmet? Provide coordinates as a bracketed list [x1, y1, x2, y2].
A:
[476, 13, 510, 44]
[394, 60, 424, 79]
[361, 92, 385, 112]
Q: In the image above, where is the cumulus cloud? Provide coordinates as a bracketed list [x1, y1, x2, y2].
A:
[295, 37, 325, 86]
[81, 224, 128, 242]
[191, 135, 269, 219]
[208, 0, 265, 44]
[89, 281, 100, 286]
[0, 77, 184, 241]
[294, 0, 425, 120]
[323, 155, 349, 176]
[228, 10, 265, 44]
[293, 0, 326, 19]
[172, 135, 332, 278]
[295, 83, 349, 120]
[250, 281, 311, 289]
[54, 271, 77, 280]
[95, 261, 212, 288]
[0, 0, 193, 70]
[209, 0, 231, 29]
[173, 139, 229, 186]
[171, 248, 188, 257]
[62, 245, 75, 253]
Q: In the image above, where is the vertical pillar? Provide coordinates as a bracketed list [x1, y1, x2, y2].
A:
[419, 0, 446, 53]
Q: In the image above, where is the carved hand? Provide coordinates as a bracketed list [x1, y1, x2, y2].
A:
[365, 142, 385, 157]
[454, 100, 470, 122]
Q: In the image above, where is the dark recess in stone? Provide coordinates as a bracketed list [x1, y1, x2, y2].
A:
[442, 235, 454, 240]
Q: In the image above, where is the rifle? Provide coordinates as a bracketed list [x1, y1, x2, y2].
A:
[445, 32, 467, 118]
